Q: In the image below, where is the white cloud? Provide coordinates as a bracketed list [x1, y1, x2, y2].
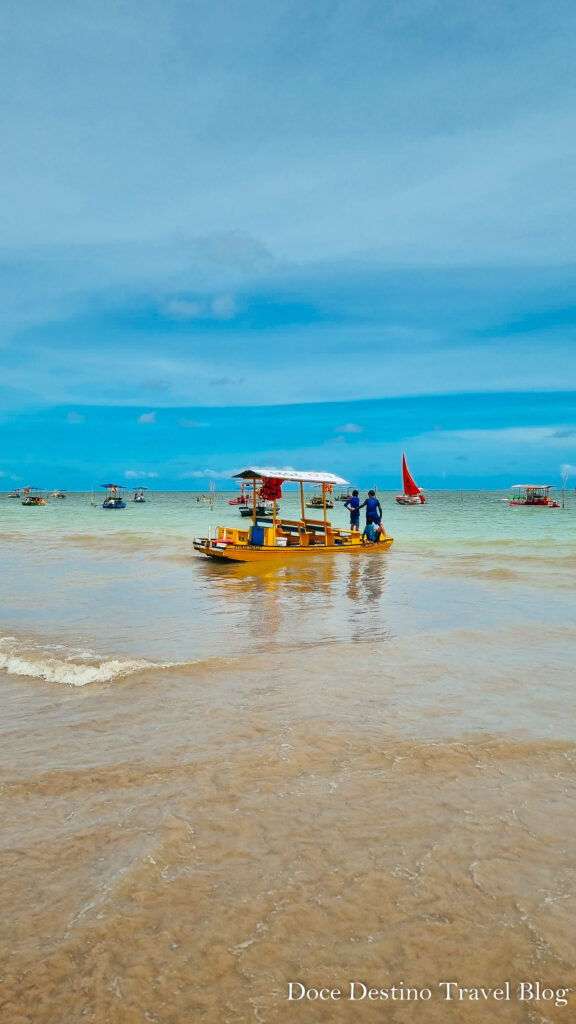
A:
[560, 463, 576, 478]
[161, 293, 236, 323]
[178, 419, 208, 428]
[211, 294, 236, 319]
[66, 411, 85, 423]
[137, 411, 157, 424]
[336, 422, 363, 434]
[179, 468, 234, 479]
[163, 299, 202, 321]
[429, 426, 576, 446]
[208, 375, 245, 388]
[124, 470, 159, 479]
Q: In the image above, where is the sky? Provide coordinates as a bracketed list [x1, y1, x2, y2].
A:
[1, 0, 575, 488]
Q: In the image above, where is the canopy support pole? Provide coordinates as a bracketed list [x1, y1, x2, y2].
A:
[323, 483, 328, 546]
[273, 497, 277, 544]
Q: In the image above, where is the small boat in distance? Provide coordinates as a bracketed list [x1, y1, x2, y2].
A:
[334, 488, 353, 501]
[101, 484, 126, 509]
[239, 500, 277, 517]
[132, 487, 148, 502]
[193, 467, 393, 562]
[22, 487, 47, 506]
[306, 485, 334, 509]
[7, 488, 21, 498]
[396, 454, 426, 505]
[50, 489, 67, 499]
[507, 485, 560, 508]
[228, 484, 250, 505]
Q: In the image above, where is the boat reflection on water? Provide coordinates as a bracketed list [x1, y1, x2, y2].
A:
[195, 550, 392, 647]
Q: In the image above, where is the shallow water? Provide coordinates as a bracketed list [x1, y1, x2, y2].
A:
[1, 490, 575, 1022]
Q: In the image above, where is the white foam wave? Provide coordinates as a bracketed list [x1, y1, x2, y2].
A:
[0, 636, 177, 687]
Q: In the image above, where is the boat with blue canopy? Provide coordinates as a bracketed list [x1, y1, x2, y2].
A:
[101, 484, 126, 509]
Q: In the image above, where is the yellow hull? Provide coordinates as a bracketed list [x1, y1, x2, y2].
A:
[194, 536, 393, 562]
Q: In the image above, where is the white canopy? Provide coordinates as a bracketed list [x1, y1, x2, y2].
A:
[232, 467, 350, 485]
[511, 484, 553, 489]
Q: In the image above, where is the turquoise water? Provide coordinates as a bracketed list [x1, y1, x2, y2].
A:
[3, 487, 574, 550]
[0, 488, 574, 737]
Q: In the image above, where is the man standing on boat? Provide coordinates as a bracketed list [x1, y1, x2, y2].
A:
[360, 490, 383, 543]
[344, 490, 361, 531]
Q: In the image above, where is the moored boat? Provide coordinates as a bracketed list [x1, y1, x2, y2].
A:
[507, 485, 560, 508]
[22, 487, 47, 506]
[239, 500, 277, 517]
[101, 484, 126, 509]
[306, 485, 334, 509]
[228, 484, 250, 505]
[396, 454, 426, 505]
[193, 468, 393, 562]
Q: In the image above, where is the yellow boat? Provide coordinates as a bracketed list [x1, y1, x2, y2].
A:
[193, 468, 393, 562]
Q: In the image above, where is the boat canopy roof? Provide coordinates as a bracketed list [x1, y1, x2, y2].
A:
[232, 467, 350, 485]
[100, 483, 124, 488]
[511, 484, 553, 490]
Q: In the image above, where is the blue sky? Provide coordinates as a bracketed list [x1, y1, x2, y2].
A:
[1, 0, 575, 487]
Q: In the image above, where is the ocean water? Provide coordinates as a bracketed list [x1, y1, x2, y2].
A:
[1, 489, 575, 1023]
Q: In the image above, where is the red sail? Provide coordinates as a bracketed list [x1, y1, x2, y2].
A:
[402, 453, 421, 496]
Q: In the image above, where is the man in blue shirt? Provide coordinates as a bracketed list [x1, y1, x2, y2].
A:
[360, 490, 383, 543]
[344, 490, 360, 531]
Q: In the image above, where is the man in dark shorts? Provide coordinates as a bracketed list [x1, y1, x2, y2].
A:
[344, 490, 360, 531]
[360, 490, 383, 543]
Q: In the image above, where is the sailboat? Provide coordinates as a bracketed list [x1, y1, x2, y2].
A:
[396, 454, 426, 505]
